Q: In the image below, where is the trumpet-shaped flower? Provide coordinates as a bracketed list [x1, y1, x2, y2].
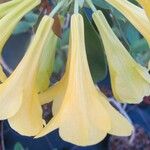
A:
[37, 14, 133, 146]
[93, 10, 150, 103]
[0, 16, 54, 136]
[0, 0, 22, 18]
[137, 0, 150, 22]
[105, 0, 150, 44]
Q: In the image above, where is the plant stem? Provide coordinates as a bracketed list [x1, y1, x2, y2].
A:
[49, 0, 67, 17]
[74, 0, 79, 14]
[85, 0, 97, 12]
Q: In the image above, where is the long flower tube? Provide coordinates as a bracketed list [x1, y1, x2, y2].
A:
[137, 0, 150, 22]
[93, 10, 150, 103]
[0, 0, 22, 18]
[37, 14, 133, 146]
[105, 0, 150, 44]
[0, 16, 54, 136]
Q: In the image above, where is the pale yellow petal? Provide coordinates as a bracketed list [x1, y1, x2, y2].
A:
[59, 87, 108, 146]
[39, 81, 66, 115]
[96, 88, 133, 136]
[0, 0, 22, 18]
[8, 90, 43, 136]
[0, 77, 23, 119]
[0, 65, 7, 82]
[51, 82, 66, 115]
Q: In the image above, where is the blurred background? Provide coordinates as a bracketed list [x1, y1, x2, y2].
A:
[1, 0, 150, 149]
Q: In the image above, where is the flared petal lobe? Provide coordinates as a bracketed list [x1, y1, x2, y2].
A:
[93, 10, 150, 103]
[106, 0, 150, 44]
[0, 16, 54, 136]
[37, 14, 133, 146]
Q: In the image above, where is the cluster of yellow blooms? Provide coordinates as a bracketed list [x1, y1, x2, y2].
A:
[0, 0, 150, 146]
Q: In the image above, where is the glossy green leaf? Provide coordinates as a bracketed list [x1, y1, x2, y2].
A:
[82, 11, 107, 83]
[131, 39, 150, 66]
[93, 0, 110, 9]
[13, 21, 32, 34]
[37, 32, 58, 92]
[122, 23, 140, 45]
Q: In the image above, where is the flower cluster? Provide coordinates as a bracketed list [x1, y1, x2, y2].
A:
[0, 0, 149, 146]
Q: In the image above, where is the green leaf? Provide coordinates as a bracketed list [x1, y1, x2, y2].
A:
[37, 32, 58, 92]
[93, 0, 110, 9]
[0, 0, 22, 18]
[130, 39, 150, 66]
[82, 11, 107, 83]
[24, 12, 38, 23]
[13, 21, 31, 34]
[111, 8, 127, 22]
[53, 54, 65, 74]
[122, 23, 140, 45]
[14, 142, 24, 150]
[13, 12, 39, 35]
[53, 29, 69, 74]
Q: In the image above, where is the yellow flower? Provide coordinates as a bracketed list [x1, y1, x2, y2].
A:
[0, 16, 54, 136]
[105, 0, 150, 44]
[137, 0, 150, 21]
[93, 10, 150, 103]
[0, 0, 22, 18]
[37, 14, 133, 146]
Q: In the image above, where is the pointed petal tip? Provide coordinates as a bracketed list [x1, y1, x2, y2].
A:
[34, 134, 42, 139]
[34, 127, 55, 139]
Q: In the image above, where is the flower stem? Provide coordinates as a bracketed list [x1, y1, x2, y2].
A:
[49, 0, 67, 17]
[74, 0, 79, 14]
[85, 0, 97, 12]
